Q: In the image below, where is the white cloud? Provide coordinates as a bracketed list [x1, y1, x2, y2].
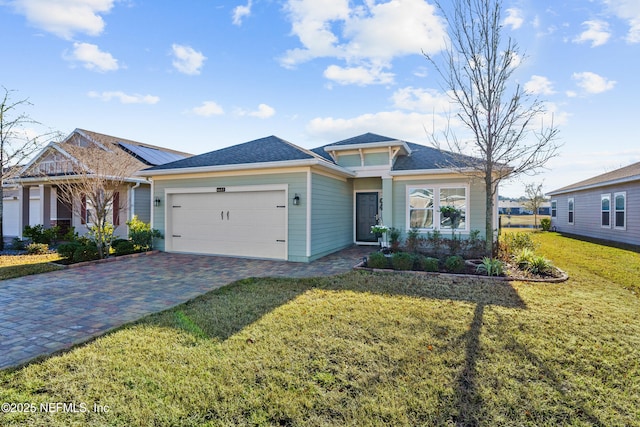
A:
[504, 8, 524, 30]
[88, 91, 159, 104]
[572, 71, 616, 94]
[192, 101, 225, 117]
[391, 87, 452, 113]
[235, 103, 276, 119]
[232, 0, 252, 26]
[323, 64, 394, 86]
[67, 42, 119, 72]
[171, 44, 206, 75]
[573, 20, 611, 47]
[603, 0, 640, 43]
[9, 0, 115, 39]
[524, 75, 555, 95]
[281, 0, 447, 85]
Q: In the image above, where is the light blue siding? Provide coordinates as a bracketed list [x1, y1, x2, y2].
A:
[133, 185, 151, 223]
[152, 172, 307, 260]
[309, 173, 353, 261]
[364, 152, 389, 166]
[336, 154, 360, 168]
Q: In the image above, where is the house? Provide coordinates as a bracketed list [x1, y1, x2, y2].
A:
[547, 161, 640, 246]
[4, 128, 191, 240]
[138, 133, 499, 262]
[498, 200, 551, 215]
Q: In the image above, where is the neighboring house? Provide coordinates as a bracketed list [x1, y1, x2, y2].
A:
[498, 200, 551, 215]
[4, 129, 191, 240]
[138, 133, 499, 262]
[547, 161, 640, 246]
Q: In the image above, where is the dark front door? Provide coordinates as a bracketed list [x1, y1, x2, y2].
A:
[356, 192, 379, 242]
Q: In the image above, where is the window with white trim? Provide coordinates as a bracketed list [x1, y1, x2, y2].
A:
[601, 195, 611, 227]
[568, 198, 574, 225]
[551, 200, 557, 218]
[407, 185, 468, 231]
[614, 192, 626, 229]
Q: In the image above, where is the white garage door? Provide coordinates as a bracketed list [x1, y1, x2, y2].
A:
[167, 189, 287, 260]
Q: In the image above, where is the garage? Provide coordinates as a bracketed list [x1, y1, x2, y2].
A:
[166, 187, 288, 260]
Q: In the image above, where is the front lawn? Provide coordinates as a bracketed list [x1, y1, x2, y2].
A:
[1, 233, 639, 426]
[0, 253, 62, 280]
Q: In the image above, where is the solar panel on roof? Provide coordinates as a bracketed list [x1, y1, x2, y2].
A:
[118, 142, 188, 166]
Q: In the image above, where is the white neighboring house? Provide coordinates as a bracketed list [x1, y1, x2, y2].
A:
[3, 129, 191, 241]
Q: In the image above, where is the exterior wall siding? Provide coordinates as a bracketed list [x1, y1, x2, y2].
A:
[363, 152, 389, 166]
[309, 173, 353, 261]
[391, 177, 488, 239]
[550, 182, 640, 245]
[152, 172, 308, 260]
[133, 185, 151, 223]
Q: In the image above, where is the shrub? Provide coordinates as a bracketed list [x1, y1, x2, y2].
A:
[23, 224, 61, 245]
[367, 252, 389, 269]
[388, 227, 402, 251]
[26, 243, 49, 255]
[540, 218, 551, 231]
[528, 255, 553, 275]
[476, 257, 505, 276]
[405, 228, 422, 253]
[127, 215, 163, 250]
[499, 232, 537, 260]
[514, 248, 536, 270]
[57, 242, 82, 260]
[391, 252, 415, 271]
[73, 244, 100, 263]
[423, 257, 440, 272]
[445, 255, 465, 273]
[10, 238, 26, 251]
[112, 239, 136, 256]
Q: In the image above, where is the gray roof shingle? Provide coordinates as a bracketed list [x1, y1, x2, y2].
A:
[549, 161, 640, 194]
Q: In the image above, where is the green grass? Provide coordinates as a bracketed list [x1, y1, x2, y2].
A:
[1, 233, 639, 426]
[0, 253, 62, 280]
[500, 214, 550, 227]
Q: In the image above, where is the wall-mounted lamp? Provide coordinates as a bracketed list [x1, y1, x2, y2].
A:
[154, 196, 161, 207]
[293, 194, 300, 206]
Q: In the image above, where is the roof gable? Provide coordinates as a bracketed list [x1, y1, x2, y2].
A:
[549, 161, 640, 194]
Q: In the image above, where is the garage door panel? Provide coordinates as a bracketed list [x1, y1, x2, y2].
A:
[168, 190, 287, 260]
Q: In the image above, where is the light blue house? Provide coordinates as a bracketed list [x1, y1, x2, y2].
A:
[138, 133, 496, 262]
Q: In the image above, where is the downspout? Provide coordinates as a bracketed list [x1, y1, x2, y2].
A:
[130, 181, 141, 224]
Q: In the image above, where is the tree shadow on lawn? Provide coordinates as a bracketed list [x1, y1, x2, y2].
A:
[143, 270, 528, 424]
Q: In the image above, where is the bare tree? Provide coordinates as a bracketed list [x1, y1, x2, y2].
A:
[52, 144, 141, 258]
[0, 87, 58, 250]
[522, 182, 546, 228]
[425, 0, 560, 254]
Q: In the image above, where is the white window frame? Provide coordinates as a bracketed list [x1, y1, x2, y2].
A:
[568, 197, 575, 225]
[406, 184, 470, 232]
[614, 192, 626, 230]
[601, 194, 611, 228]
[551, 200, 557, 218]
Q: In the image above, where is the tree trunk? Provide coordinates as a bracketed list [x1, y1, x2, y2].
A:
[485, 177, 495, 256]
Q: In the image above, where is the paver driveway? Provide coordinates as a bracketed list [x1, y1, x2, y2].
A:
[0, 246, 371, 370]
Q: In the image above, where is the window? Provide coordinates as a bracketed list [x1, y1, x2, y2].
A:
[407, 185, 468, 231]
[601, 195, 610, 227]
[568, 198, 574, 224]
[614, 192, 626, 229]
[440, 187, 467, 230]
[551, 200, 557, 218]
[409, 188, 434, 229]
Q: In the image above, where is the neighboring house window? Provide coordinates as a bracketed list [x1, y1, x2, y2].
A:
[551, 200, 557, 218]
[440, 187, 467, 230]
[409, 188, 434, 229]
[614, 192, 626, 229]
[568, 198, 574, 225]
[601, 195, 611, 227]
[407, 185, 468, 231]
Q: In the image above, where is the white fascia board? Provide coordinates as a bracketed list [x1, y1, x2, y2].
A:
[324, 140, 411, 155]
[547, 175, 640, 196]
[137, 158, 356, 178]
[14, 175, 148, 185]
[390, 167, 478, 176]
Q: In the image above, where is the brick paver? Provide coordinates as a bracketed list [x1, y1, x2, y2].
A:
[0, 246, 371, 369]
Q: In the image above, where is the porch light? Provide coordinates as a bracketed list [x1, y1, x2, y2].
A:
[154, 196, 161, 207]
[293, 194, 300, 206]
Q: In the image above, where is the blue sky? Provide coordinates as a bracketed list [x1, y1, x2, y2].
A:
[1, 0, 638, 197]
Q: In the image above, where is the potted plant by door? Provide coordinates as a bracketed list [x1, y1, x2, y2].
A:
[370, 224, 390, 249]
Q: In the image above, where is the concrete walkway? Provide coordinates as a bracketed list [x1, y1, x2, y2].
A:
[0, 246, 371, 370]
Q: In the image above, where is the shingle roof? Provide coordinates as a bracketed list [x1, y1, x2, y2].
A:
[145, 135, 324, 171]
[548, 161, 640, 194]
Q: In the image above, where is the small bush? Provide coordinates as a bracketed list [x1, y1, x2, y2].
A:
[57, 242, 82, 260]
[405, 228, 422, 253]
[476, 257, 505, 276]
[26, 242, 49, 255]
[73, 244, 100, 263]
[10, 238, 26, 251]
[391, 252, 415, 271]
[514, 248, 536, 270]
[423, 257, 440, 272]
[540, 218, 551, 231]
[528, 255, 553, 275]
[499, 232, 537, 260]
[445, 255, 465, 273]
[367, 252, 389, 269]
[112, 239, 136, 256]
[127, 215, 163, 251]
[23, 224, 60, 245]
[388, 227, 402, 251]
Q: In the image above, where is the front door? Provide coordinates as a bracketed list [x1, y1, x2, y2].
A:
[355, 192, 379, 242]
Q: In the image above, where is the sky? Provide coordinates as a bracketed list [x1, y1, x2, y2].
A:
[1, 0, 639, 197]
